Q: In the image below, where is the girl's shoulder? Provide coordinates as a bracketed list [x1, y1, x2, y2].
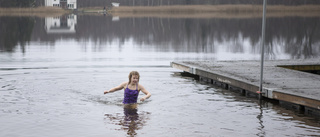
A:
[120, 82, 129, 87]
[137, 83, 144, 89]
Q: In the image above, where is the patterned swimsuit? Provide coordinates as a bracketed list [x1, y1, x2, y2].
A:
[123, 84, 139, 104]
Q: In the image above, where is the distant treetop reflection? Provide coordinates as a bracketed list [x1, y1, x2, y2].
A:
[0, 16, 34, 52]
[0, 15, 319, 59]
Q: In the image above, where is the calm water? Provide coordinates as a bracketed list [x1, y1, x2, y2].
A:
[0, 15, 320, 137]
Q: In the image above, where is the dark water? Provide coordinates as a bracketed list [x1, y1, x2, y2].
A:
[0, 15, 320, 137]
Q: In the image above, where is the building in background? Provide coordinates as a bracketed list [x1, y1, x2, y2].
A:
[45, 0, 77, 9]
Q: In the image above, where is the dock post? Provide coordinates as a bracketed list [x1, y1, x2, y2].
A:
[241, 89, 246, 96]
[259, 0, 267, 100]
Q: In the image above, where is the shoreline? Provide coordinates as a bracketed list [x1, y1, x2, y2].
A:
[109, 5, 320, 18]
[110, 5, 320, 13]
[0, 7, 71, 17]
[0, 5, 320, 18]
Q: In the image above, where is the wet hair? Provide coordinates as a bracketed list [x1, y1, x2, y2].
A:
[128, 71, 140, 84]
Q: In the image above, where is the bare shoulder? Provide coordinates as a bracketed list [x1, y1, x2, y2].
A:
[120, 81, 128, 85]
[138, 83, 145, 90]
[120, 82, 129, 88]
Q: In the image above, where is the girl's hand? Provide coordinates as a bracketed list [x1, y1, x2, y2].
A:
[140, 97, 146, 102]
[104, 91, 109, 94]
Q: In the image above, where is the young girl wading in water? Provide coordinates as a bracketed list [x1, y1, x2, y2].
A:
[104, 71, 151, 105]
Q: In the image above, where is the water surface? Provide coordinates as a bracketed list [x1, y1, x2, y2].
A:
[0, 15, 320, 137]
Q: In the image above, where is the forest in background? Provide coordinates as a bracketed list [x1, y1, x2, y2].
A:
[0, 0, 320, 8]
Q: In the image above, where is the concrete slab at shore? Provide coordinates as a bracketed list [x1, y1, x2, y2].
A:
[171, 59, 320, 114]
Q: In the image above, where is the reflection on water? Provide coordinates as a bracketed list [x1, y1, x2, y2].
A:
[104, 104, 150, 136]
[256, 102, 265, 137]
[0, 16, 34, 52]
[0, 15, 320, 60]
[45, 14, 77, 34]
[1, 14, 320, 137]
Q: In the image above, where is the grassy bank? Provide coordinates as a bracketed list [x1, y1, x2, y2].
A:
[0, 7, 71, 17]
[110, 5, 320, 13]
[109, 5, 320, 18]
[1, 5, 320, 18]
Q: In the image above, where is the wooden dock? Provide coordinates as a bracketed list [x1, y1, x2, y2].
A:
[171, 59, 320, 115]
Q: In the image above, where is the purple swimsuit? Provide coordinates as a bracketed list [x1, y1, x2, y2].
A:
[123, 84, 139, 104]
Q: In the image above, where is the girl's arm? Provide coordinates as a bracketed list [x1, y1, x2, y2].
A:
[139, 84, 151, 102]
[104, 82, 126, 94]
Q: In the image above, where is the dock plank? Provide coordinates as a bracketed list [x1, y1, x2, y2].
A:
[171, 59, 320, 111]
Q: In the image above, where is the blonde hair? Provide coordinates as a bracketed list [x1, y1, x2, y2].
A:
[128, 71, 140, 84]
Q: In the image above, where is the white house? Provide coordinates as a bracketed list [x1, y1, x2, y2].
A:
[45, 0, 77, 9]
[45, 14, 77, 34]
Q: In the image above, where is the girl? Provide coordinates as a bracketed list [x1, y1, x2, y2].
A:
[104, 71, 151, 104]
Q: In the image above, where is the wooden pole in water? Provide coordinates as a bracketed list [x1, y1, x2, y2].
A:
[259, 0, 267, 100]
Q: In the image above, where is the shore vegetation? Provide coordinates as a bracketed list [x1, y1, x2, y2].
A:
[1, 5, 320, 18]
[0, 7, 71, 17]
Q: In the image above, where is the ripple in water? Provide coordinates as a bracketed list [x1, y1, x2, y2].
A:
[104, 104, 151, 136]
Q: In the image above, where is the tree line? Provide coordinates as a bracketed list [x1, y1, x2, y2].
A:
[0, 0, 37, 7]
[77, 0, 320, 7]
[1, 0, 320, 7]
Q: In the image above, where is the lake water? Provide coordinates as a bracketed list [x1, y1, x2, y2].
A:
[0, 14, 320, 137]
